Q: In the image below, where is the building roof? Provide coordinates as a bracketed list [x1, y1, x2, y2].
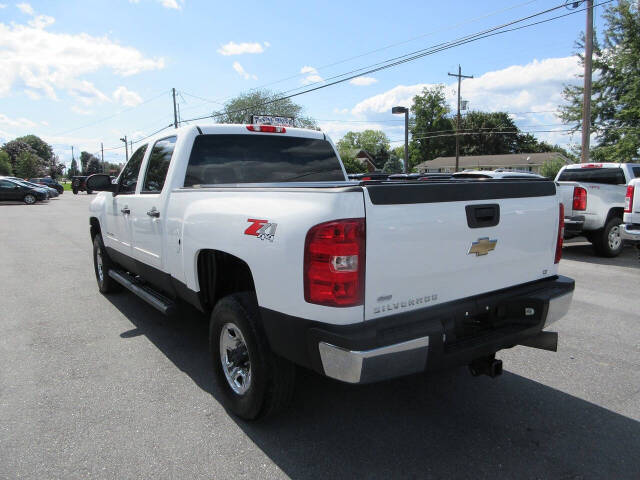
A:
[415, 152, 569, 170]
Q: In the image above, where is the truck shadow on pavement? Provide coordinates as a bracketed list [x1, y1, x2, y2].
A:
[563, 241, 639, 268]
[106, 294, 640, 480]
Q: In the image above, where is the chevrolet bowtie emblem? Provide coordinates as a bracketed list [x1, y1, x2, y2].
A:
[468, 237, 497, 256]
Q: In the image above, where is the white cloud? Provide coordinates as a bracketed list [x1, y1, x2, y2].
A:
[349, 76, 378, 86]
[0, 12, 165, 100]
[71, 106, 94, 115]
[346, 56, 582, 147]
[112, 86, 143, 107]
[232, 61, 257, 80]
[218, 41, 268, 56]
[300, 66, 323, 85]
[16, 2, 34, 15]
[0, 4, 8, 8]
[129, 0, 183, 9]
[0, 113, 36, 128]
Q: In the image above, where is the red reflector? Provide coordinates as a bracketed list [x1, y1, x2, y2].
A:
[362, 177, 371, 181]
[304, 218, 365, 307]
[555, 203, 564, 264]
[625, 185, 635, 213]
[246, 125, 286, 133]
[572, 186, 587, 211]
[580, 163, 602, 168]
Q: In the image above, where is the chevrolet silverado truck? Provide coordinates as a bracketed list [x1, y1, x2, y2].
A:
[621, 178, 640, 247]
[86, 124, 574, 420]
[555, 162, 640, 257]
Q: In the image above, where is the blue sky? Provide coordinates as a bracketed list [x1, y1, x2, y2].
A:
[0, 0, 609, 167]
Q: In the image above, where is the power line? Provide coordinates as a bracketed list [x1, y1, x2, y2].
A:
[179, 0, 613, 125]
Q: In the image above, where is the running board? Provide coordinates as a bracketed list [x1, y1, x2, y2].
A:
[108, 269, 177, 316]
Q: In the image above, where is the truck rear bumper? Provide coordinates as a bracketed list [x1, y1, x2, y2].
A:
[564, 215, 585, 236]
[260, 276, 575, 384]
[620, 223, 640, 243]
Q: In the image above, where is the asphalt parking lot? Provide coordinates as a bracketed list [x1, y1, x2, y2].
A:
[1, 194, 639, 479]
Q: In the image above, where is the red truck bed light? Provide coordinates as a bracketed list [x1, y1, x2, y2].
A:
[625, 185, 635, 213]
[572, 186, 587, 211]
[246, 125, 286, 133]
[304, 218, 365, 307]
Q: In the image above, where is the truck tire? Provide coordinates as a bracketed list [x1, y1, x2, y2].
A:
[209, 292, 296, 420]
[92, 234, 122, 293]
[23, 194, 37, 205]
[72, 188, 78, 195]
[87, 189, 93, 194]
[592, 217, 623, 257]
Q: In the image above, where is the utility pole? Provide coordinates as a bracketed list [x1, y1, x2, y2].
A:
[120, 136, 128, 163]
[101, 142, 105, 173]
[172, 87, 178, 128]
[448, 65, 473, 172]
[581, 0, 594, 163]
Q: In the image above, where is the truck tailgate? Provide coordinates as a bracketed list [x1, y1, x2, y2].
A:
[362, 180, 560, 320]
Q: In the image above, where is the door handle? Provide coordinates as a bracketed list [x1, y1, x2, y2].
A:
[147, 207, 160, 218]
[121, 206, 130, 215]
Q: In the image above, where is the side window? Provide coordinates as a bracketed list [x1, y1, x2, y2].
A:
[0, 180, 15, 189]
[118, 145, 147, 194]
[142, 136, 176, 193]
[632, 166, 640, 178]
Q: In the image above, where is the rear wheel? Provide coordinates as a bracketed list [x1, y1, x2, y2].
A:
[23, 194, 37, 205]
[92, 235, 121, 293]
[87, 189, 93, 194]
[72, 188, 78, 195]
[209, 293, 295, 420]
[593, 217, 623, 257]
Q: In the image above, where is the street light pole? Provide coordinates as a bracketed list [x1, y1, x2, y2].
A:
[392, 106, 409, 173]
[581, 0, 594, 163]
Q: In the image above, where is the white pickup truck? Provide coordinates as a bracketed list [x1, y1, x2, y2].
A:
[555, 162, 640, 257]
[621, 178, 640, 245]
[87, 124, 574, 419]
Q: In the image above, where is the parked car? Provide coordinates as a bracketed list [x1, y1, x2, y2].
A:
[621, 177, 640, 246]
[0, 177, 48, 204]
[86, 124, 573, 420]
[11, 178, 58, 198]
[29, 177, 64, 194]
[347, 172, 389, 181]
[555, 162, 640, 257]
[72, 176, 92, 195]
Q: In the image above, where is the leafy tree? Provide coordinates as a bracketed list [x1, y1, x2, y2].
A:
[540, 157, 569, 179]
[15, 151, 43, 178]
[15, 135, 53, 163]
[336, 130, 390, 167]
[2, 140, 38, 172]
[68, 158, 80, 178]
[218, 89, 317, 128]
[87, 158, 102, 174]
[458, 111, 521, 155]
[408, 85, 454, 169]
[0, 150, 11, 175]
[560, 1, 640, 162]
[382, 154, 403, 174]
[341, 157, 367, 174]
[80, 151, 100, 175]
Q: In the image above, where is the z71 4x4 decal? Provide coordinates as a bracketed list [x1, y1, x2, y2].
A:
[244, 219, 278, 242]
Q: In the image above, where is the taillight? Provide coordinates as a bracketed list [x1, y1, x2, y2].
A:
[555, 203, 564, 264]
[625, 185, 635, 213]
[572, 186, 587, 211]
[304, 218, 365, 307]
[246, 125, 286, 133]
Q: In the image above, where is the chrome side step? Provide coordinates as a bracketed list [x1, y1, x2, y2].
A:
[108, 269, 177, 316]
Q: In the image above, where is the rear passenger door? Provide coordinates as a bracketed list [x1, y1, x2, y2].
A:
[0, 180, 23, 201]
[130, 136, 176, 271]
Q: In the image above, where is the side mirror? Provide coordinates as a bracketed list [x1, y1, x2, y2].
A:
[86, 174, 116, 193]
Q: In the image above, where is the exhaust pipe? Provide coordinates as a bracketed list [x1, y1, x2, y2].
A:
[469, 355, 503, 378]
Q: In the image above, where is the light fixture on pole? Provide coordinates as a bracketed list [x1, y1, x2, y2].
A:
[392, 106, 409, 173]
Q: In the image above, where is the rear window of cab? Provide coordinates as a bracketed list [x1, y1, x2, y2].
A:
[558, 167, 626, 185]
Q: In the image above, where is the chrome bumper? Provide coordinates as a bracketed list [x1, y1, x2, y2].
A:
[620, 223, 640, 243]
[318, 337, 429, 384]
[543, 291, 573, 328]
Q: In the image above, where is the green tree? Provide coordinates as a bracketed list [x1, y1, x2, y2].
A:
[68, 158, 80, 178]
[87, 157, 102, 174]
[79, 151, 100, 175]
[0, 150, 12, 175]
[15, 151, 43, 178]
[540, 157, 569, 179]
[336, 130, 390, 167]
[15, 135, 53, 163]
[2, 140, 38, 172]
[408, 85, 455, 169]
[382, 154, 403, 174]
[560, 1, 640, 162]
[218, 89, 317, 128]
[341, 157, 367, 174]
